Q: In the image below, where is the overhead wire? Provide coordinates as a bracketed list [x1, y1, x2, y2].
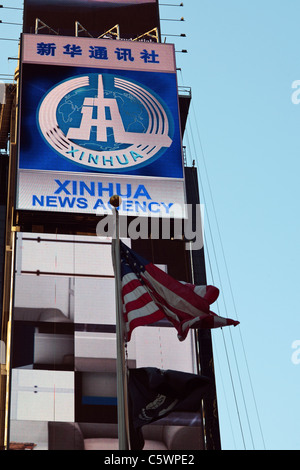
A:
[183, 140, 239, 448]
[212, 333, 238, 449]
[186, 118, 255, 448]
[179, 87, 239, 446]
[177, 61, 265, 449]
[184, 89, 266, 449]
[183, 113, 247, 450]
[189, 100, 266, 450]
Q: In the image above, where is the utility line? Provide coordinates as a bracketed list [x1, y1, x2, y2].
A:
[0, 6, 23, 10]
[189, 101, 266, 450]
[0, 21, 22, 25]
[179, 64, 262, 449]
[221, 327, 246, 449]
[182, 119, 241, 448]
[187, 122, 255, 448]
[186, 162, 239, 448]
[185, 120, 247, 449]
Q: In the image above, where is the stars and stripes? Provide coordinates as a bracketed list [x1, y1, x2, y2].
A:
[120, 242, 239, 342]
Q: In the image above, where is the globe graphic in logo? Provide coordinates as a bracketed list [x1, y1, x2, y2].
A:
[38, 73, 174, 172]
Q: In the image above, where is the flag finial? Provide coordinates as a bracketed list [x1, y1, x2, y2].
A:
[110, 194, 122, 208]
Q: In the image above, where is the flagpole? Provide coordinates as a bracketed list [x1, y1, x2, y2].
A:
[110, 195, 130, 450]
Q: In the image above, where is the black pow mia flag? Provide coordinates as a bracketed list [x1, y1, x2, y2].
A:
[128, 367, 210, 450]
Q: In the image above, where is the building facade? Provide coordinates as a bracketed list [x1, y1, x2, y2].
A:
[0, 0, 220, 451]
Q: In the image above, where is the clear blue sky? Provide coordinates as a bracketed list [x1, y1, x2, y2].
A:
[173, 0, 300, 450]
[1, 0, 300, 451]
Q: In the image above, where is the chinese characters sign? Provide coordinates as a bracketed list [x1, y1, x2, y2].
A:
[22, 34, 175, 72]
[17, 34, 186, 217]
[36, 41, 160, 64]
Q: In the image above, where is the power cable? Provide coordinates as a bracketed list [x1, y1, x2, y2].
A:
[179, 57, 263, 448]
[184, 118, 247, 449]
[189, 100, 266, 450]
[0, 6, 23, 10]
[185, 121, 255, 448]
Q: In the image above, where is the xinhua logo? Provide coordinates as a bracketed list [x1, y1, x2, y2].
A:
[38, 73, 173, 172]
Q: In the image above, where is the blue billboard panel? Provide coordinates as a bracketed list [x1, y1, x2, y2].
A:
[17, 34, 186, 217]
[19, 65, 183, 178]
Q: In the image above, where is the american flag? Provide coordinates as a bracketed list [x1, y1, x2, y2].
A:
[120, 242, 239, 342]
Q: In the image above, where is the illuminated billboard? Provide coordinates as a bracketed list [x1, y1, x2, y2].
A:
[23, 0, 161, 40]
[17, 34, 186, 217]
[8, 233, 204, 450]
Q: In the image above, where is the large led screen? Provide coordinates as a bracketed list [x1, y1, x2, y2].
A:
[23, 0, 161, 41]
[17, 34, 186, 217]
[8, 233, 204, 450]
